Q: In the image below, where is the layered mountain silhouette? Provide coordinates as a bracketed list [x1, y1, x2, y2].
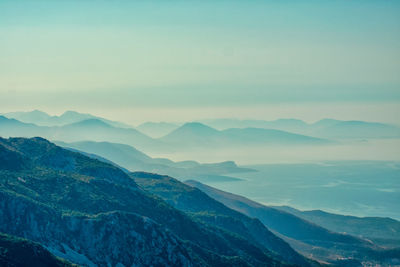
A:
[3, 111, 400, 145]
[136, 121, 180, 138]
[0, 137, 306, 266]
[55, 140, 253, 182]
[0, 115, 335, 153]
[160, 122, 331, 148]
[0, 116, 155, 151]
[2, 110, 132, 128]
[201, 118, 400, 139]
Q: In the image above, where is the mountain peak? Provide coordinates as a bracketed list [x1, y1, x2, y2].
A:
[180, 122, 218, 132]
[59, 110, 91, 119]
[314, 118, 340, 125]
[66, 118, 113, 128]
[30, 109, 49, 116]
[160, 122, 219, 143]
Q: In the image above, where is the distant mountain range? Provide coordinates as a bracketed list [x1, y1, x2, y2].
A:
[56, 140, 253, 182]
[186, 180, 400, 266]
[160, 122, 331, 148]
[2, 110, 132, 128]
[2, 111, 399, 152]
[0, 114, 333, 154]
[136, 121, 180, 138]
[0, 115, 155, 151]
[200, 118, 400, 139]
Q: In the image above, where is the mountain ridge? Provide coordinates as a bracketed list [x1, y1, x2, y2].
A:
[0, 137, 299, 266]
[185, 180, 400, 265]
[161, 122, 332, 147]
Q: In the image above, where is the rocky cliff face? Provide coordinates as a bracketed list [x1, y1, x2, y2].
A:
[0, 192, 193, 267]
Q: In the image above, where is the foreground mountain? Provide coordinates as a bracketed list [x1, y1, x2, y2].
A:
[160, 122, 331, 149]
[186, 180, 400, 266]
[2, 110, 132, 128]
[275, 206, 400, 248]
[56, 140, 253, 182]
[200, 118, 400, 139]
[132, 172, 311, 266]
[0, 232, 76, 267]
[0, 137, 297, 266]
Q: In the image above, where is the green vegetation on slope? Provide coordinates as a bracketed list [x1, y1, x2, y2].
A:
[0, 137, 293, 266]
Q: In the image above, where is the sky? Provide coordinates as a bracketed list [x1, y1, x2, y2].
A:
[1, 0, 399, 125]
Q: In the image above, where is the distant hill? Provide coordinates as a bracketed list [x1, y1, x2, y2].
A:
[0, 116, 156, 151]
[56, 140, 254, 182]
[274, 206, 400, 248]
[312, 120, 400, 139]
[200, 118, 400, 139]
[137, 121, 179, 138]
[161, 122, 331, 148]
[0, 115, 48, 137]
[201, 118, 308, 133]
[55, 118, 155, 149]
[186, 180, 400, 265]
[161, 122, 220, 144]
[3, 110, 132, 128]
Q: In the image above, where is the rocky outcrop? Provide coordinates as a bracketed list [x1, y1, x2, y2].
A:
[0, 192, 193, 267]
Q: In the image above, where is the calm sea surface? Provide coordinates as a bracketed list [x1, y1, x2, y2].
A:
[204, 161, 400, 220]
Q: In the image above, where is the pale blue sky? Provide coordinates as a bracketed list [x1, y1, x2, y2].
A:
[0, 0, 399, 124]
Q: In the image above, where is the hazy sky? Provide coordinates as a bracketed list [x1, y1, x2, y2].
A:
[1, 0, 399, 124]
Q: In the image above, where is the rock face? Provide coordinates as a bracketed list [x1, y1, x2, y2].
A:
[0, 193, 193, 267]
[0, 137, 292, 266]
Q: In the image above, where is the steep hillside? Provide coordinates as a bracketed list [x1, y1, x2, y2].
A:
[186, 180, 400, 265]
[132, 172, 310, 266]
[275, 206, 400, 248]
[0, 137, 292, 266]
